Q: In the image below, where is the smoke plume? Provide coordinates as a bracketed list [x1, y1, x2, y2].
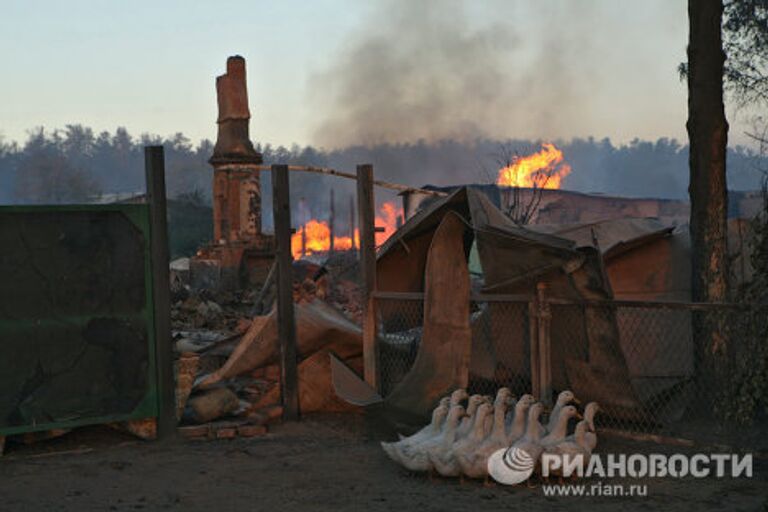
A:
[310, 0, 598, 149]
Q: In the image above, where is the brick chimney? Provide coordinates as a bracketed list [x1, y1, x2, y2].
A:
[190, 56, 274, 291]
[210, 55, 263, 242]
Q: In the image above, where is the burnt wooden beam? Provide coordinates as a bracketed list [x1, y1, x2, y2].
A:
[329, 188, 335, 255]
[254, 164, 448, 197]
[536, 282, 552, 408]
[144, 145, 176, 440]
[349, 195, 357, 252]
[357, 164, 379, 390]
[529, 300, 540, 401]
[271, 164, 300, 420]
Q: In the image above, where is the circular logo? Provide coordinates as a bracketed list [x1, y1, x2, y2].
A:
[487, 446, 535, 485]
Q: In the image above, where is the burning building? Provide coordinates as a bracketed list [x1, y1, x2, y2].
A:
[401, 142, 760, 226]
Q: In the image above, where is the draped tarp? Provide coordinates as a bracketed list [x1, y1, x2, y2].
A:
[382, 212, 472, 418]
[528, 217, 755, 421]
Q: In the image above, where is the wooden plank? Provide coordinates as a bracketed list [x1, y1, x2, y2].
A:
[545, 298, 750, 310]
[470, 293, 535, 303]
[371, 291, 535, 302]
[529, 300, 540, 400]
[329, 188, 335, 255]
[349, 195, 357, 251]
[371, 291, 425, 300]
[271, 164, 300, 420]
[252, 260, 277, 315]
[144, 146, 176, 440]
[537, 283, 553, 408]
[357, 164, 378, 390]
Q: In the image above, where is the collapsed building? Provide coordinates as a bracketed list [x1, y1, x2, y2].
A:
[330, 184, 759, 428]
[175, 56, 761, 435]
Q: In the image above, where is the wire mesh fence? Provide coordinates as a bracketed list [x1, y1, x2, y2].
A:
[376, 297, 533, 397]
[374, 293, 768, 446]
[552, 302, 768, 444]
[376, 297, 424, 397]
[466, 300, 532, 398]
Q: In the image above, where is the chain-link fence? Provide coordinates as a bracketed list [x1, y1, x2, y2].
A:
[374, 292, 768, 446]
[376, 297, 533, 398]
[377, 297, 424, 396]
[552, 301, 768, 444]
[466, 299, 532, 398]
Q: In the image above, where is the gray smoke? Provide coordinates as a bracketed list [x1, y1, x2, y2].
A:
[309, 0, 598, 149]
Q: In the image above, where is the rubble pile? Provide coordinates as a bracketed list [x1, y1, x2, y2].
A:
[170, 257, 365, 440]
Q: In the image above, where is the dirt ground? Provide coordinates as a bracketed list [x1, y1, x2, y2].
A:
[1, 414, 766, 512]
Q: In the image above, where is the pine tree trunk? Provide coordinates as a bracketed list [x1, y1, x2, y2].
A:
[686, 0, 730, 409]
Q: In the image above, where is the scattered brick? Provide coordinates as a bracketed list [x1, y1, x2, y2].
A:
[237, 425, 267, 438]
[215, 427, 237, 440]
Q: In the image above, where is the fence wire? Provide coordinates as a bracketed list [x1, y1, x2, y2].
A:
[376, 298, 424, 397]
[552, 303, 767, 444]
[375, 295, 768, 446]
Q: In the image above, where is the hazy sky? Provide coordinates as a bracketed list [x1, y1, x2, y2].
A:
[0, 0, 756, 148]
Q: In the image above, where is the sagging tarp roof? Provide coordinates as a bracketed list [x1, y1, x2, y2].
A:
[529, 217, 754, 300]
[377, 187, 586, 296]
[531, 218, 675, 260]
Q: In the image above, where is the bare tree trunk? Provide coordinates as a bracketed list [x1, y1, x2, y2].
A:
[686, 0, 730, 408]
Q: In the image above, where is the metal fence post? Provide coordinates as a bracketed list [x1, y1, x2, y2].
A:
[357, 164, 379, 391]
[144, 145, 176, 440]
[529, 299, 541, 400]
[537, 282, 553, 408]
[272, 164, 300, 420]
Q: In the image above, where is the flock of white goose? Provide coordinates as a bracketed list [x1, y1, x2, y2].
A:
[381, 388, 599, 484]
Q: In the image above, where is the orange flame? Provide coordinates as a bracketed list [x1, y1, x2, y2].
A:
[496, 143, 572, 189]
[291, 201, 403, 259]
[375, 202, 400, 246]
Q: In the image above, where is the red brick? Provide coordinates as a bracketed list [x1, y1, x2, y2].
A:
[215, 427, 237, 439]
[237, 425, 267, 438]
[178, 425, 210, 440]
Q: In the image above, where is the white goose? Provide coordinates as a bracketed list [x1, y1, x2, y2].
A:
[397, 388, 469, 441]
[483, 388, 512, 437]
[511, 402, 546, 467]
[506, 394, 535, 444]
[395, 395, 451, 442]
[420, 405, 466, 474]
[541, 404, 580, 447]
[583, 402, 600, 433]
[456, 394, 488, 440]
[545, 390, 579, 433]
[381, 404, 448, 466]
[542, 419, 595, 477]
[457, 391, 511, 480]
[430, 403, 489, 477]
[452, 402, 494, 474]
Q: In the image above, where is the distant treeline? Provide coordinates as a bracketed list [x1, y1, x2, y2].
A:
[1, 125, 766, 210]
